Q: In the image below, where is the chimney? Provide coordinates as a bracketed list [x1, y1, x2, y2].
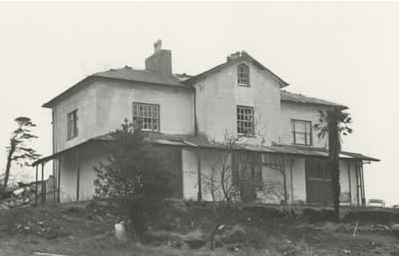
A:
[145, 40, 172, 75]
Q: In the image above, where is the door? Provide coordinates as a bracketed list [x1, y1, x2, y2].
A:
[233, 152, 259, 202]
[305, 158, 333, 205]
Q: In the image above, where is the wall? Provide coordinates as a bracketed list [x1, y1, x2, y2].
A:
[58, 142, 106, 202]
[94, 80, 194, 137]
[193, 60, 281, 146]
[280, 102, 328, 148]
[339, 159, 359, 205]
[52, 79, 194, 153]
[181, 148, 360, 206]
[182, 147, 232, 202]
[58, 143, 184, 203]
[53, 82, 97, 152]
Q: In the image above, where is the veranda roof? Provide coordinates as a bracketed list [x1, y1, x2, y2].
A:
[32, 133, 379, 166]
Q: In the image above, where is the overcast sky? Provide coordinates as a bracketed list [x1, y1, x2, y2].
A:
[0, 1, 397, 205]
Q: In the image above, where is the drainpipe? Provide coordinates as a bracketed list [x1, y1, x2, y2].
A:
[193, 87, 198, 137]
[355, 161, 360, 206]
[196, 147, 202, 201]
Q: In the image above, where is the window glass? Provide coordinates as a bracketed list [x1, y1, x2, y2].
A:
[292, 119, 312, 145]
[133, 102, 160, 131]
[237, 105, 254, 135]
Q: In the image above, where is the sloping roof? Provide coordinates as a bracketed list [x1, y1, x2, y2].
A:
[43, 67, 193, 108]
[32, 133, 379, 166]
[184, 52, 289, 88]
[281, 90, 347, 109]
[93, 66, 189, 87]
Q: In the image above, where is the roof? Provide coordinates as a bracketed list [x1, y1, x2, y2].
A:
[32, 133, 379, 166]
[281, 90, 348, 109]
[93, 66, 189, 87]
[43, 67, 193, 108]
[184, 51, 289, 88]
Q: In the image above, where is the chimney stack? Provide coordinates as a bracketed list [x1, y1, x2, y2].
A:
[145, 40, 173, 75]
[154, 39, 162, 53]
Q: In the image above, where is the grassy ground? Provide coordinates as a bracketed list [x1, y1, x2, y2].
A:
[0, 200, 399, 255]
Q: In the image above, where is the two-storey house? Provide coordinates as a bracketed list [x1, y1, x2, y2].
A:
[33, 40, 379, 205]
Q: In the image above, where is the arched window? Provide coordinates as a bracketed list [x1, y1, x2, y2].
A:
[237, 63, 250, 86]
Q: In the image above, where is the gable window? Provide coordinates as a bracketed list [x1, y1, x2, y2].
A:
[237, 105, 254, 135]
[237, 63, 250, 86]
[67, 110, 78, 140]
[133, 102, 160, 131]
[291, 119, 312, 145]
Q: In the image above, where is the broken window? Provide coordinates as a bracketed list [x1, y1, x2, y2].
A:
[67, 109, 78, 140]
[133, 102, 160, 131]
[237, 105, 254, 135]
[237, 63, 250, 86]
[291, 119, 312, 145]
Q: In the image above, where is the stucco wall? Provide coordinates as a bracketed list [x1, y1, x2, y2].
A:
[181, 148, 360, 206]
[52, 79, 194, 153]
[182, 147, 232, 202]
[193, 60, 281, 145]
[53, 82, 97, 152]
[339, 159, 360, 205]
[280, 102, 328, 147]
[94, 80, 194, 137]
[58, 142, 106, 202]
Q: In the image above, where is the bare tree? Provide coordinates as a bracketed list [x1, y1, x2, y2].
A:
[201, 130, 288, 249]
[201, 133, 241, 250]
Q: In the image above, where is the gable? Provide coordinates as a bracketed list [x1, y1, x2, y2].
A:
[184, 52, 289, 88]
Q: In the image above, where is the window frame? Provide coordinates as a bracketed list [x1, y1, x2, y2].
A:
[237, 63, 250, 87]
[237, 105, 255, 136]
[291, 119, 313, 146]
[132, 102, 160, 132]
[67, 109, 78, 140]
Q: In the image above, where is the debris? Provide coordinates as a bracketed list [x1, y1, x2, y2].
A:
[392, 224, 399, 237]
[34, 252, 63, 256]
[343, 249, 351, 255]
[13, 188, 24, 196]
[114, 221, 127, 242]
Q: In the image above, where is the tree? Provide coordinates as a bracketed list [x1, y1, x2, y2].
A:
[2, 117, 40, 193]
[314, 107, 352, 220]
[93, 119, 171, 239]
[201, 132, 288, 249]
[201, 134, 241, 250]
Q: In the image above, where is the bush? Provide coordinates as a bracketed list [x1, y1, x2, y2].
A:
[93, 120, 172, 241]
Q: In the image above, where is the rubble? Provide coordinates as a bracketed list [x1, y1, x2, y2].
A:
[0, 182, 43, 209]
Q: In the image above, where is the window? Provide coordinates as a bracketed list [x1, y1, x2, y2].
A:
[237, 105, 254, 135]
[67, 110, 78, 140]
[133, 102, 160, 131]
[237, 63, 250, 86]
[291, 119, 312, 145]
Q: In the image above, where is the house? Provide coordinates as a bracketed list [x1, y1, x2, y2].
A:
[33, 40, 379, 206]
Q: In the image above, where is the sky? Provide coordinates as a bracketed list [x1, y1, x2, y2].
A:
[0, 1, 397, 205]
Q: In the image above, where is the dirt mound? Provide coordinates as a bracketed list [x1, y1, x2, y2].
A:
[343, 209, 399, 224]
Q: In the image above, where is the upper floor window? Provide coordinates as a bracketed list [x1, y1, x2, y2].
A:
[67, 110, 78, 140]
[237, 105, 254, 135]
[291, 119, 312, 145]
[237, 63, 250, 86]
[133, 102, 160, 131]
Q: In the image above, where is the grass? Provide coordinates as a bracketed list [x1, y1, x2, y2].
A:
[0, 200, 398, 255]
